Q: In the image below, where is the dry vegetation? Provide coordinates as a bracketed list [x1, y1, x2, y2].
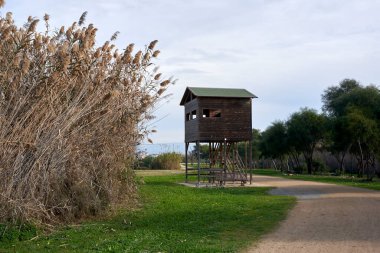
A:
[0, 7, 172, 226]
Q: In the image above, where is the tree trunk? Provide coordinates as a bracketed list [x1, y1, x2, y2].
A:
[286, 157, 290, 173]
[291, 152, 301, 168]
[339, 154, 345, 175]
[272, 159, 278, 170]
[279, 157, 285, 172]
[303, 152, 313, 174]
[306, 158, 313, 174]
[334, 151, 347, 175]
[365, 153, 375, 181]
[357, 139, 364, 177]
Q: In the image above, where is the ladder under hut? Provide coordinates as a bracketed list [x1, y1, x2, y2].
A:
[185, 140, 253, 186]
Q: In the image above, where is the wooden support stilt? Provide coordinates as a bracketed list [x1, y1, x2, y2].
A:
[185, 142, 189, 182]
[245, 141, 248, 168]
[197, 141, 200, 186]
[223, 138, 227, 185]
[208, 141, 211, 169]
[249, 140, 253, 184]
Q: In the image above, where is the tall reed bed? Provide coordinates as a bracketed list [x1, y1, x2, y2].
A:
[0, 8, 171, 226]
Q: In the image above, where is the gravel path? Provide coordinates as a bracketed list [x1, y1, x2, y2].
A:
[246, 175, 380, 253]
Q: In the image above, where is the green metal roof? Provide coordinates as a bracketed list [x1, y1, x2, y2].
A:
[189, 87, 256, 98]
[180, 87, 257, 105]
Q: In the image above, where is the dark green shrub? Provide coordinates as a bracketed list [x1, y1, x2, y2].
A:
[293, 165, 305, 174]
[143, 156, 155, 168]
[312, 159, 328, 174]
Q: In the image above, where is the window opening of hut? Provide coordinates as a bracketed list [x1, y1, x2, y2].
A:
[203, 109, 221, 118]
[191, 110, 197, 120]
[186, 113, 191, 121]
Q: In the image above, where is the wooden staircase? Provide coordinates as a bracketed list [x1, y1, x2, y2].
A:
[210, 142, 248, 185]
[186, 141, 250, 186]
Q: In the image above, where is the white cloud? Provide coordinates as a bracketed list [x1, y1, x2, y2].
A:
[2, 0, 380, 143]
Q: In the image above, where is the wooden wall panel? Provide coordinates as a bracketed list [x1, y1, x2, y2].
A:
[183, 97, 253, 142]
[184, 99, 199, 142]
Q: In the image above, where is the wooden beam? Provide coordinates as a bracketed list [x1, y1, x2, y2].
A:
[185, 142, 189, 182]
[223, 138, 227, 185]
[245, 141, 248, 168]
[208, 141, 211, 169]
[197, 141, 200, 186]
[249, 140, 253, 184]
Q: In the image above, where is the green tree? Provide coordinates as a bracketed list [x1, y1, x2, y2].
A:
[345, 108, 380, 180]
[322, 79, 380, 178]
[191, 144, 210, 161]
[237, 128, 262, 161]
[322, 79, 361, 116]
[287, 108, 327, 174]
[324, 116, 352, 174]
[259, 122, 289, 170]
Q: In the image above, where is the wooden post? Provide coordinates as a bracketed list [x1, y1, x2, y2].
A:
[197, 141, 200, 186]
[223, 138, 227, 185]
[185, 142, 189, 183]
[245, 141, 248, 168]
[232, 143, 235, 171]
[208, 141, 211, 169]
[249, 140, 253, 184]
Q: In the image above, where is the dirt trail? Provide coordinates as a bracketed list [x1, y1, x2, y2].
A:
[246, 175, 380, 253]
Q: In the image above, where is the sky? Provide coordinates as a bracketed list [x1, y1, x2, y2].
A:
[2, 0, 380, 145]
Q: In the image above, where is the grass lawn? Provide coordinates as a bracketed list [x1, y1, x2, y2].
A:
[253, 169, 380, 191]
[0, 173, 295, 253]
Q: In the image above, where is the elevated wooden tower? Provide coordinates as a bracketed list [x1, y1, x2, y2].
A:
[180, 87, 257, 186]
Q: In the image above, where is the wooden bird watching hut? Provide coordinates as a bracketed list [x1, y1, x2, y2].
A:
[180, 87, 257, 186]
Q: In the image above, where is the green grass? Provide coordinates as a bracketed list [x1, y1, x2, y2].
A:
[254, 169, 380, 191]
[0, 174, 295, 253]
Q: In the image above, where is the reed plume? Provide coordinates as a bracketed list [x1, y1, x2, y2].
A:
[0, 10, 172, 226]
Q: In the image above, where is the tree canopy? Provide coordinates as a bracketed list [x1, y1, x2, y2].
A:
[259, 78, 380, 178]
[286, 108, 326, 174]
